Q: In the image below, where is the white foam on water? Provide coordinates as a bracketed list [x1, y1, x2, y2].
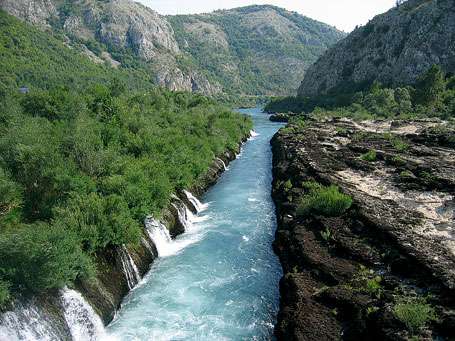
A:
[145, 217, 200, 257]
[183, 190, 209, 212]
[119, 246, 141, 290]
[216, 157, 229, 171]
[0, 301, 60, 341]
[61, 288, 108, 341]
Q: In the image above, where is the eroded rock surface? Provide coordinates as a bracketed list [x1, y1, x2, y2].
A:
[272, 118, 455, 340]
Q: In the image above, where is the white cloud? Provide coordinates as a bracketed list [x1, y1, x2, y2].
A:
[137, 0, 396, 32]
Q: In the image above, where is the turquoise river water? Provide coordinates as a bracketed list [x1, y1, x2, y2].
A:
[106, 108, 284, 340]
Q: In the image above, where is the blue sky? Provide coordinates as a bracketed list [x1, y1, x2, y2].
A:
[137, 0, 397, 32]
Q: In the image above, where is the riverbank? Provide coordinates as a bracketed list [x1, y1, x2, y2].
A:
[0, 131, 250, 340]
[271, 118, 455, 340]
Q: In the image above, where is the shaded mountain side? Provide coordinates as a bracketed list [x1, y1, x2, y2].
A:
[0, 0, 345, 97]
[298, 0, 455, 97]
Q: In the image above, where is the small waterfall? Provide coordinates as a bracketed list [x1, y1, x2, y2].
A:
[145, 217, 173, 257]
[250, 130, 259, 137]
[61, 288, 106, 341]
[183, 190, 208, 213]
[172, 202, 193, 231]
[0, 301, 62, 341]
[141, 236, 156, 256]
[216, 157, 228, 171]
[119, 246, 141, 290]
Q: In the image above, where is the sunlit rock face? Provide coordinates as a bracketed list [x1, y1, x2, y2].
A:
[0, 0, 57, 27]
[299, 0, 455, 97]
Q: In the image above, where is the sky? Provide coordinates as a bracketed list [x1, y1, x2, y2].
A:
[137, 0, 397, 32]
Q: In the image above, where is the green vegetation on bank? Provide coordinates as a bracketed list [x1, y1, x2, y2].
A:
[0, 11, 252, 306]
[393, 297, 436, 335]
[297, 181, 353, 217]
[265, 65, 455, 120]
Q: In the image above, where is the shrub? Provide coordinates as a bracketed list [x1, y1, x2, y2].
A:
[320, 227, 332, 242]
[0, 223, 93, 296]
[391, 138, 409, 152]
[0, 280, 10, 307]
[394, 297, 436, 334]
[297, 182, 353, 217]
[283, 179, 293, 192]
[351, 266, 383, 298]
[390, 155, 406, 166]
[361, 150, 377, 162]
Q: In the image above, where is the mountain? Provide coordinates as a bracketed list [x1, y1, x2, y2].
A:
[298, 0, 455, 97]
[0, 0, 345, 98]
[168, 5, 345, 96]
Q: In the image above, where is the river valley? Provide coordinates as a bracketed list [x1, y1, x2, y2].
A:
[105, 108, 283, 340]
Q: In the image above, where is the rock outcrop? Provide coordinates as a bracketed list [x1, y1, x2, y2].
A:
[0, 0, 57, 27]
[298, 0, 455, 97]
[271, 119, 455, 339]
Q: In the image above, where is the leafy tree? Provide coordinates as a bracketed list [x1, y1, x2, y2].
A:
[414, 65, 446, 107]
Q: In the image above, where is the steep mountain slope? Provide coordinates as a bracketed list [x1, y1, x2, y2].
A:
[168, 5, 345, 96]
[298, 0, 455, 97]
[0, 0, 344, 97]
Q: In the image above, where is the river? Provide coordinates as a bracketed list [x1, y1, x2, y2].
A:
[106, 107, 284, 340]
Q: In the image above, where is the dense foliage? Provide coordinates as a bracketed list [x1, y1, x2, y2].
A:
[0, 11, 252, 306]
[265, 65, 455, 120]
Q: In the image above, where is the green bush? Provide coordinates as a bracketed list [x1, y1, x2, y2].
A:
[394, 297, 436, 334]
[390, 155, 406, 166]
[283, 179, 293, 192]
[0, 280, 10, 307]
[391, 138, 410, 152]
[297, 182, 353, 217]
[361, 150, 377, 162]
[0, 224, 94, 294]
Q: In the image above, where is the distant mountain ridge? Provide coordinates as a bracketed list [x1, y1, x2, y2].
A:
[298, 0, 455, 97]
[0, 0, 345, 97]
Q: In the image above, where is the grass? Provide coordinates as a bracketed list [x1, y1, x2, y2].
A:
[320, 227, 333, 242]
[393, 297, 436, 334]
[390, 155, 406, 166]
[352, 266, 383, 299]
[361, 150, 377, 162]
[391, 138, 410, 152]
[297, 181, 353, 217]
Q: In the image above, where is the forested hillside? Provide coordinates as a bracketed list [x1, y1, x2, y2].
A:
[168, 5, 345, 97]
[0, 0, 345, 99]
[0, 10, 251, 306]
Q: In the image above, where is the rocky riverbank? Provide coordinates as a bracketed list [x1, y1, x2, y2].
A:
[271, 118, 455, 340]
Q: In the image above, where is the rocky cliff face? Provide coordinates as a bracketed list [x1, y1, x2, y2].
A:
[271, 119, 455, 339]
[0, 0, 56, 26]
[298, 0, 455, 97]
[0, 0, 343, 97]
